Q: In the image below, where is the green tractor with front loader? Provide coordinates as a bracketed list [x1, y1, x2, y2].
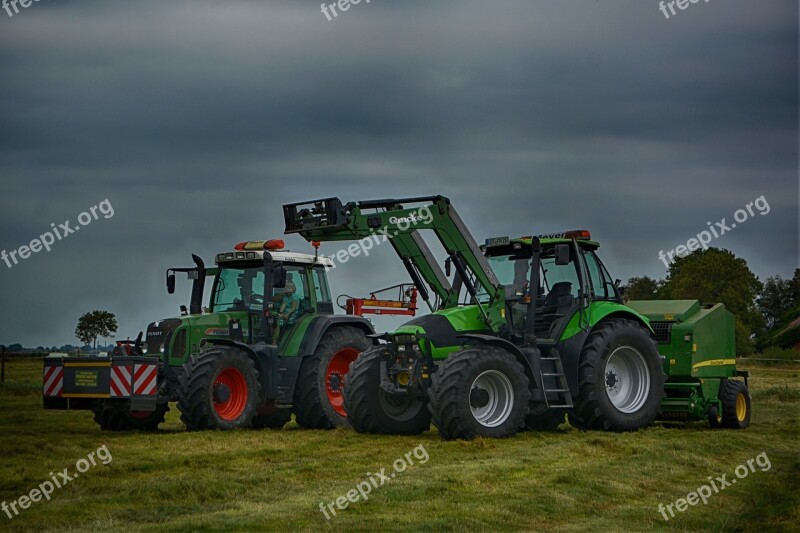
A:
[283, 195, 752, 439]
[44, 239, 374, 431]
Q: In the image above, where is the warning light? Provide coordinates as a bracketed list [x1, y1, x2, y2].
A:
[234, 240, 286, 251]
[563, 230, 591, 240]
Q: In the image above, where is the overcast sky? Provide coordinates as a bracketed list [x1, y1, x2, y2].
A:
[0, 0, 797, 347]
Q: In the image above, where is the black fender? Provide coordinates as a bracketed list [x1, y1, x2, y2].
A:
[265, 315, 377, 405]
[554, 330, 590, 396]
[203, 338, 280, 405]
[457, 334, 541, 394]
[296, 315, 376, 357]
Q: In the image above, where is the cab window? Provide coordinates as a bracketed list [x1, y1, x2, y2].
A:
[312, 268, 332, 304]
[583, 250, 615, 300]
[212, 265, 265, 312]
[540, 255, 580, 299]
[274, 265, 311, 319]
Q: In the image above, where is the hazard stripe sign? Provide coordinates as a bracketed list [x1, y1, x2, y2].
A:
[43, 366, 63, 397]
[133, 364, 158, 396]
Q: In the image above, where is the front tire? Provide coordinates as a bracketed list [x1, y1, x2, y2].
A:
[428, 346, 530, 440]
[177, 348, 259, 430]
[293, 327, 372, 429]
[570, 319, 664, 432]
[343, 347, 431, 435]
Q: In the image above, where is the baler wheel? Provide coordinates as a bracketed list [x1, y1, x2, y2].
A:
[719, 379, 751, 429]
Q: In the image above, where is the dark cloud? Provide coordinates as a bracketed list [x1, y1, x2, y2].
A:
[0, 0, 797, 346]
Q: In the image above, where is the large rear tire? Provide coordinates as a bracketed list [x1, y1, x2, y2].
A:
[92, 401, 169, 431]
[343, 346, 431, 435]
[570, 319, 663, 432]
[177, 348, 259, 430]
[293, 327, 372, 429]
[428, 346, 530, 440]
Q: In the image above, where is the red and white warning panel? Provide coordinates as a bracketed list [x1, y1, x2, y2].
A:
[43, 365, 63, 397]
[43, 356, 160, 410]
[133, 363, 158, 396]
[110, 365, 132, 397]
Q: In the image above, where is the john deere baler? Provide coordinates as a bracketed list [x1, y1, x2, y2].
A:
[626, 300, 751, 428]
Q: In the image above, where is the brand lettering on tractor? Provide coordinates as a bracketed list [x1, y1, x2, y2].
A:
[389, 214, 422, 225]
[691, 359, 735, 371]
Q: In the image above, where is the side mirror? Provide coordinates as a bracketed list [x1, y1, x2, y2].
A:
[555, 244, 570, 266]
[273, 265, 287, 288]
[166, 272, 176, 294]
[445, 257, 452, 277]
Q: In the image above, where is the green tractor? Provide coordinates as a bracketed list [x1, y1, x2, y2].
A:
[44, 240, 374, 431]
[283, 196, 752, 439]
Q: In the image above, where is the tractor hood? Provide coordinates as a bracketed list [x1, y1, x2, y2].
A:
[144, 318, 182, 357]
[390, 305, 492, 360]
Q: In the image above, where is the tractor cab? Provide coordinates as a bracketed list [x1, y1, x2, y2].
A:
[480, 230, 621, 343]
[209, 240, 335, 343]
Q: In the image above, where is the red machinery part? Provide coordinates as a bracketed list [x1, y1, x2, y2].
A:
[344, 285, 418, 317]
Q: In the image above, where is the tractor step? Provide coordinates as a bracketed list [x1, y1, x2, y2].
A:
[538, 351, 573, 409]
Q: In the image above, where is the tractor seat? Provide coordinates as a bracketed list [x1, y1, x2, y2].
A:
[541, 282, 573, 314]
[534, 282, 574, 339]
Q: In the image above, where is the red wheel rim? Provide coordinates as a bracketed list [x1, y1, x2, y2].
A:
[214, 368, 248, 421]
[325, 347, 359, 417]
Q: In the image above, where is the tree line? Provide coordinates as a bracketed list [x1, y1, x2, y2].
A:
[624, 248, 799, 355]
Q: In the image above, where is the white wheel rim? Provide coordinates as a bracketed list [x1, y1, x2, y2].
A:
[470, 370, 514, 427]
[604, 346, 651, 413]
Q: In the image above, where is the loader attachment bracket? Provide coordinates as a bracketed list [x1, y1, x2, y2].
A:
[283, 198, 350, 234]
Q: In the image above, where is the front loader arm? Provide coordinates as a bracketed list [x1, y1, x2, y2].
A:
[283, 196, 504, 329]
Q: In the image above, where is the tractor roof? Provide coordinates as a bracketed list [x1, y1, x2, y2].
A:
[516, 236, 600, 247]
[483, 231, 600, 251]
[215, 249, 333, 268]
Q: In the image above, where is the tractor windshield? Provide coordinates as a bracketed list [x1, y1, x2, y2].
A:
[479, 247, 581, 302]
[477, 254, 531, 303]
[212, 264, 266, 312]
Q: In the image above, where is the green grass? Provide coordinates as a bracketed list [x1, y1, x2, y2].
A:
[1, 358, 798, 532]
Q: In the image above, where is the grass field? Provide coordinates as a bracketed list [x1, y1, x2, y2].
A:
[1, 357, 798, 532]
